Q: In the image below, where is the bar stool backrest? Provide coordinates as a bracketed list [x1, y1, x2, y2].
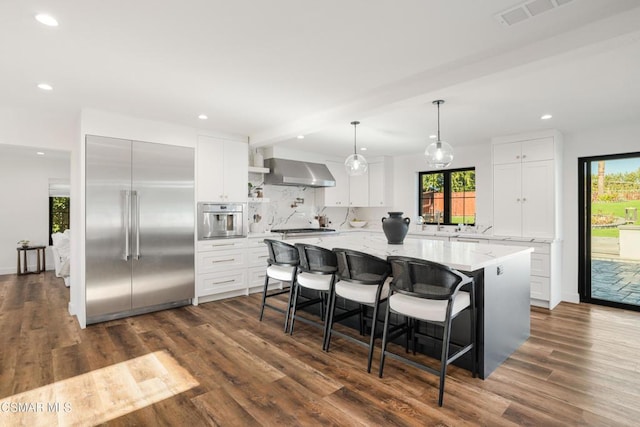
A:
[295, 243, 338, 274]
[264, 239, 299, 267]
[387, 256, 471, 300]
[333, 248, 391, 285]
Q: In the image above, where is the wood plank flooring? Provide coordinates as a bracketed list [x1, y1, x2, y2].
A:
[1, 272, 640, 426]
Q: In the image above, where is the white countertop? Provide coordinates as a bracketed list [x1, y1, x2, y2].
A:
[286, 233, 533, 272]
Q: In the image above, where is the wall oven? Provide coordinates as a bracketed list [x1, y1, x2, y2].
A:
[197, 203, 246, 239]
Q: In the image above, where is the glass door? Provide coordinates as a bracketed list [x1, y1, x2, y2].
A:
[579, 153, 640, 310]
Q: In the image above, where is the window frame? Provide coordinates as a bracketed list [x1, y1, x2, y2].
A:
[418, 167, 476, 226]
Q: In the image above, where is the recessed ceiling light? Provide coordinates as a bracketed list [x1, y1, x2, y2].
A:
[36, 152, 45, 156]
[198, 114, 208, 120]
[297, 135, 305, 139]
[360, 147, 367, 151]
[37, 83, 53, 91]
[429, 134, 437, 139]
[35, 14, 59, 27]
[541, 114, 553, 120]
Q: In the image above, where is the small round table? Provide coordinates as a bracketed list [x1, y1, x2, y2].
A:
[16, 245, 47, 275]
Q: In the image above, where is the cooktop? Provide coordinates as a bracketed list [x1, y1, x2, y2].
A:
[270, 228, 336, 234]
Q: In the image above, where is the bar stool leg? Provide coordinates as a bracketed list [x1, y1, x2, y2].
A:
[283, 271, 297, 333]
[438, 318, 453, 407]
[258, 274, 270, 321]
[323, 290, 338, 352]
[288, 281, 301, 335]
[378, 302, 393, 377]
[366, 300, 381, 373]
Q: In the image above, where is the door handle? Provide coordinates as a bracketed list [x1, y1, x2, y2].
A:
[133, 191, 141, 260]
[123, 190, 131, 261]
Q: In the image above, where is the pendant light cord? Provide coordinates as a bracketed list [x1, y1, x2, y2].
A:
[437, 102, 441, 142]
[351, 120, 360, 155]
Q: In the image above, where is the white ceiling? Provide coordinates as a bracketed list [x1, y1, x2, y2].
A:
[2, 0, 640, 157]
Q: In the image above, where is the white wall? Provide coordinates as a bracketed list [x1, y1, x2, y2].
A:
[561, 123, 640, 303]
[0, 148, 70, 274]
[0, 107, 75, 151]
[389, 143, 492, 228]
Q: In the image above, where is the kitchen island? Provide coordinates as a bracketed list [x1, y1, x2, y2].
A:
[288, 232, 533, 379]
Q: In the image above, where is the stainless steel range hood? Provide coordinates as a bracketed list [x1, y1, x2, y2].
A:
[264, 158, 336, 188]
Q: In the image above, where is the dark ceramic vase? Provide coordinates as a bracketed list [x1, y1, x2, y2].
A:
[382, 212, 410, 244]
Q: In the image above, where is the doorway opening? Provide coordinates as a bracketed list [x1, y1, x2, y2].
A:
[579, 153, 640, 310]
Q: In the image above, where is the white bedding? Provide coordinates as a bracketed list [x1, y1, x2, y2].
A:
[51, 230, 70, 286]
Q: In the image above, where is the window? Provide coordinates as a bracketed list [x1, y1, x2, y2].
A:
[49, 197, 70, 244]
[418, 168, 475, 225]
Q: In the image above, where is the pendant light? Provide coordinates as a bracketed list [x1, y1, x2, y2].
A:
[345, 120, 368, 176]
[425, 100, 454, 169]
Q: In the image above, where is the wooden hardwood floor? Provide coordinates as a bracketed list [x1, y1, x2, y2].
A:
[1, 272, 640, 426]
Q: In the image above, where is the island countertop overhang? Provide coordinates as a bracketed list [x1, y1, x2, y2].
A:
[282, 233, 533, 272]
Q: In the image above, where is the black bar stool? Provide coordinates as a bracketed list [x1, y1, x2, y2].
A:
[258, 239, 300, 332]
[288, 243, 338, 347]
[379, 256, 477, 407]
[325, 248, 391, 373]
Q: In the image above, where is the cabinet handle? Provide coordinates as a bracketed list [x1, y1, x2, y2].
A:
[211, 243, 235, 247]
[516, 198, 521, 202]
[522, 198, 527, 202]
[516, 155, 520, 159]
[258, 255, 269, 258]
[212, 279, 236, 285]
[212, 258, 235, 263]
[522, 154, 527, 159]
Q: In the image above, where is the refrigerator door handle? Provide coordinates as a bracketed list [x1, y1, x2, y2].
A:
[123, 190, 131, 261]
[134, 191, 141, 260]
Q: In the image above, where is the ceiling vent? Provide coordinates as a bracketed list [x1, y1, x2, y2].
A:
[495, 0, 574, 27]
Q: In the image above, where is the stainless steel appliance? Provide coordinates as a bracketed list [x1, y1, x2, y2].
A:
[264, 158, 336, 187]
[85, 135, 195, 324]
[197, 203, 246, 239]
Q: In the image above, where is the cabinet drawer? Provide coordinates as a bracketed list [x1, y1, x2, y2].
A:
[197, 239, 247, 252]
[248, 266, 268, 287]
[249, 247, 270, 268]
[197, 270, 247, 296]
[197, 249, 246, 273]
[531, 253, 550, 277]
[530, 275, 550, 300]
[247, 238, 268, 249]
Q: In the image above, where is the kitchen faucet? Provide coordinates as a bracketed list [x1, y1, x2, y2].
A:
[436, 211, 443, 231]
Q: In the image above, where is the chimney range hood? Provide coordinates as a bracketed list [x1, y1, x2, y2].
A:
[264, 158, 336, 188]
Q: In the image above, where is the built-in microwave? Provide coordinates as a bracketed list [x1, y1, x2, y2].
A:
[197, 203, 246, 240]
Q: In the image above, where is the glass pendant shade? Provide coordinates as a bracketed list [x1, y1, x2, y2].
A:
[345, 120, 368, 176]
[425, 140, 453, 169]
[345, 153, 368, 176]
[425, 99, 454, 169]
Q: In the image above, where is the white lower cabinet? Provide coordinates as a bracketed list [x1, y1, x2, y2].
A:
[490, 239, 559, 309]
[194, 238, 249, 304]
[198, 270, 248, 297]
[246, 237, 283, 293]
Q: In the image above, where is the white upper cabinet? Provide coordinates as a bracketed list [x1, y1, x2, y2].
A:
[349, 173, 369, 207]
[493, 137, 554, 164]
[320, 157, 393, 208]
[492, 132, 561, 238]
[322, 161, 350, 206]
[368, 158, 392, 207]
[197, 136, 248, 202]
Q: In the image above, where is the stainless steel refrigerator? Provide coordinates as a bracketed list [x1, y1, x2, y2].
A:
[85, 135, 194, 324]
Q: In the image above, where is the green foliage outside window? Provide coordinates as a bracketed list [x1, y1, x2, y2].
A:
[50, 197, 70, 244]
